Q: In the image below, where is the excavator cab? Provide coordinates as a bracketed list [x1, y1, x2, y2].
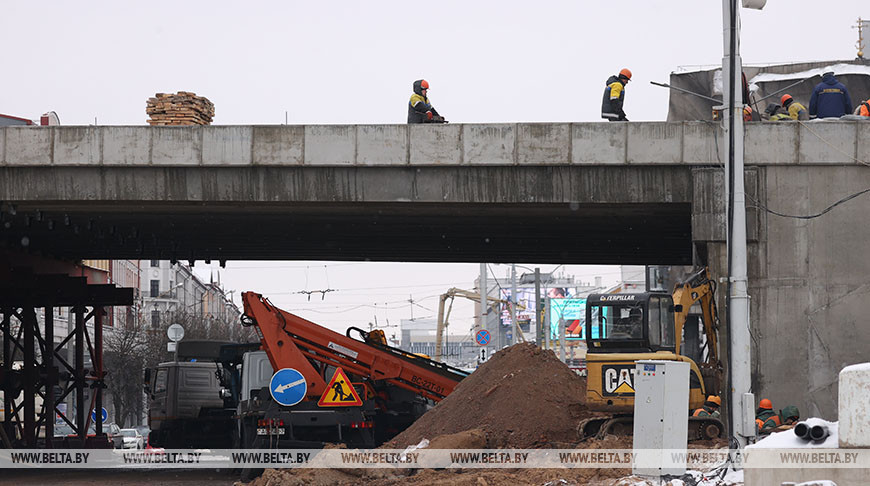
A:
[579, 272, 724, 441]
[585, 292, 679, 354]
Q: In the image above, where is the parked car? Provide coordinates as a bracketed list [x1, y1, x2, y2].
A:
[54, 423, 113, 448]
[102, 423, 123, 449]
[133, 425, 151, 443]
[53, 424, 75, 437]
[119, 428, 144, 449]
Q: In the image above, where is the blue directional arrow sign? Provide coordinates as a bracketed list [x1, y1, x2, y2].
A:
[91, 407, 108, 422]
[475, 329, 491, 346]
[269, 368, 307, 407]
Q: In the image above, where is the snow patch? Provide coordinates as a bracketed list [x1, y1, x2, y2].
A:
[748, 63, 870, 84]
[840, 362, 870, 374]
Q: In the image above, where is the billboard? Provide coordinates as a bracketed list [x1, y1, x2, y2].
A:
[498, 287, 580, 336]
[548, 297, 600, 340]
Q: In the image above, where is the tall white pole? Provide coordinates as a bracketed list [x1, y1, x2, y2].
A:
[479, 263, 488, 331]
[722, 0, 753, 448]
[480, 263, 489, 353]
[510, 264, 518, 345]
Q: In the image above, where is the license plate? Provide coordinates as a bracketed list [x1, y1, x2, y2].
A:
[256, 428, 285, 436]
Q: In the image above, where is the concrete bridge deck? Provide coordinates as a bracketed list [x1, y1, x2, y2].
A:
[1, 122, 868, 168]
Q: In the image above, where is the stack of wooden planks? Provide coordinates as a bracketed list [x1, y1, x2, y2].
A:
[146, 92, 215, 125]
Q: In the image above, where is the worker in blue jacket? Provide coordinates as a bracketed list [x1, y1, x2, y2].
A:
[809, 71, 852, 119]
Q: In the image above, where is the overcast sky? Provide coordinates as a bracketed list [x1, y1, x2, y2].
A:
[4, 1, 866, 125]
[3, 1, 867, 337]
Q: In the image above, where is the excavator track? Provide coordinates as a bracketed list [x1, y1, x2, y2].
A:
[578, 415, 724, 441]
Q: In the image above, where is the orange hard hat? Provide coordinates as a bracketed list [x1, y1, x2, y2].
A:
[707, 395, 722, 406]
[759, 398, 773, 410]
[619, 68, 632, 81]
[781, 94, 793, 105]
[420, 79, 429, 90]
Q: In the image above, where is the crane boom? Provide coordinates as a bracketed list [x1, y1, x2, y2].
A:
[435, 288, 523, 361]
[241, 291, 467, 402]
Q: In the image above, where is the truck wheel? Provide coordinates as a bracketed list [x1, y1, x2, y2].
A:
[239, 423, 264, 481]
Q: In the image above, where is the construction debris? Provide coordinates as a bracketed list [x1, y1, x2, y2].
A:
[146, 91, 214, 125]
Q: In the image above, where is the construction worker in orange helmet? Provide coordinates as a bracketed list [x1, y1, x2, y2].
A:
[780, 94, 809, 120]
[408, 79, 447, 124]
[755, 398, 779, 433]
[692, 395, 721, 418]
[743, 105, 753, 122]
[601, 68, 632, 122]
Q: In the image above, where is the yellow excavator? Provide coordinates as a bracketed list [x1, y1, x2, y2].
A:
[434, 288, 522, 361]
[579, 267, 724, 440]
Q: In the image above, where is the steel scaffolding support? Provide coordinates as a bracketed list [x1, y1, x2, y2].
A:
[0, 270, 132, 448]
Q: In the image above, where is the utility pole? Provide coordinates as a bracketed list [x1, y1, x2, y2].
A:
[480, 263, 489, 353]
[723, 0, 763, 448]
[534, 268, 542, 345]
[544, 296, 550, 350]
[510, 264, 518, 346]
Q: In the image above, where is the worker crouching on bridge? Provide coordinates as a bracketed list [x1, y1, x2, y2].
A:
[692, 395, 721, 418]
[601, 68, 631, 121]
[781, 94, 809, 120]
[408, 79, 447, 123]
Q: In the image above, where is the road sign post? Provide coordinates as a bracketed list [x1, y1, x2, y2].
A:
[269, 368, 307, 407]
[91, 407, 108, 423]
[317, 368, 362, 407]
[475, 329, 491, 346]
[167, 324, 184, 362]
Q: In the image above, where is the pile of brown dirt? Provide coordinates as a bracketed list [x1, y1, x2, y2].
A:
[385, 343, 602, 449]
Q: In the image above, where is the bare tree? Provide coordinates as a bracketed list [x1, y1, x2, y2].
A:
[103, 319, 149, 427]
[105, 308, 255, 427]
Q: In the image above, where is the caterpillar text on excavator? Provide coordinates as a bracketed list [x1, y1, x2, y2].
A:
[579, 267, 725, 441]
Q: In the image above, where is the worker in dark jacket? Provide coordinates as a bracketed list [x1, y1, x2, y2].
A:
[692, 395, 721, 418]
[809, 71, 852, 119]
[781, 94, 809, 120]
[601, 68, 632, 121]
[779, 405, 800, 426]
[408, 79, 445, 124]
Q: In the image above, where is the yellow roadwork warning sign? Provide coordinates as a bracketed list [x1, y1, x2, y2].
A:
[318, 367, 363, 407]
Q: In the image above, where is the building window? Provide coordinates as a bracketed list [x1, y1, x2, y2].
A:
[151, 260, 160, 267]
[150, 280, 160, 298]
[151, 310, 160, 328]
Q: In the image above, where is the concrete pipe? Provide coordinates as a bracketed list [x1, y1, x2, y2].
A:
[793, 422, 811, 441]
[810, 424, 829, 442]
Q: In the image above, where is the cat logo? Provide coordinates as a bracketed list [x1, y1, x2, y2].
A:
[602, 365, 636, 396]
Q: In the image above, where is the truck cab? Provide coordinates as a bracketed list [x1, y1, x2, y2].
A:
[145, 341, 236, 448]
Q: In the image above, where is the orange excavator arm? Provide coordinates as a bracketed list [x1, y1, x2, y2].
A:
[241, 292, 466, 403]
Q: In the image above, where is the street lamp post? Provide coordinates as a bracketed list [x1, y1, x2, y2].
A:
[723, 0, 765, 448]
[510, 264, 517, 345]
